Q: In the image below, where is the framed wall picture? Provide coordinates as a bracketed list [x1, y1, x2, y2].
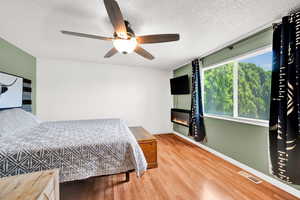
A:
[0, 72, 23, 109]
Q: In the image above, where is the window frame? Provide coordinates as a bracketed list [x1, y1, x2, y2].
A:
[201, 46, 272, 127]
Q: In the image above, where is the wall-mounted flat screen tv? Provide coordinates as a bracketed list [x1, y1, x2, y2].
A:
[170, 75, 189, 95]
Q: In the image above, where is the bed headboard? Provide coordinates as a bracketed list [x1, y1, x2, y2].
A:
[22, 78, 32, 112]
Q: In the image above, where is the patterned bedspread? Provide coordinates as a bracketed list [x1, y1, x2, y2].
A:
[0, 119, 147, 182]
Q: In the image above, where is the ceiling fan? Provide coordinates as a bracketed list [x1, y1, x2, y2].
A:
[61, 0, 180, 60]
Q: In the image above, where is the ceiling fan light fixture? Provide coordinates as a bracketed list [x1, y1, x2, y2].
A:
[113, 37, 137, 54]
[61, 0, 180, 60]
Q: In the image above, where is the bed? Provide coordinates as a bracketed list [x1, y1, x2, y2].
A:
[0, 108, 147, 182]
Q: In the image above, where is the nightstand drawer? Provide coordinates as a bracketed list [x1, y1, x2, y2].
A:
[0, 169, 60, 200]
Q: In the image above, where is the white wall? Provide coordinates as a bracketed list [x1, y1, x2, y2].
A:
[36, 58, 173, 134]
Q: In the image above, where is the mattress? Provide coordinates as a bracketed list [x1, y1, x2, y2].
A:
[0, 118, 147, 182]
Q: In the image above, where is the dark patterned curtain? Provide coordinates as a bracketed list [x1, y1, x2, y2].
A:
[269, 12, 300, 184]
[189, 59, 206, 142]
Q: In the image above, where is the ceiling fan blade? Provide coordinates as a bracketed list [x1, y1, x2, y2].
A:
[134, 46, 154, 60]
[104, 47, 118, 58]
[103, 0, 127, 38]
[136, 34, 180, 44]
[61, 31, 113, 41]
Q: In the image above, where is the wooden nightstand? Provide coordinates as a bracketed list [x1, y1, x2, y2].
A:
[130, 126, 158, 169]
[0, 169, 59, 200]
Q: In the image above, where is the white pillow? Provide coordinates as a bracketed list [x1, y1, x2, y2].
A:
[0, 108, 40, 137]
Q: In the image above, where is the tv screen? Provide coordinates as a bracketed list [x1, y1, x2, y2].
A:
[170, 75, 189, 95]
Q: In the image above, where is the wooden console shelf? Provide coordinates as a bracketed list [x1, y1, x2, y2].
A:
[129, 127, 158, 169]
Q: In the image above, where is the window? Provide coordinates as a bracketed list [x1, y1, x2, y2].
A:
[203, 49, 272, 123]
[204, 63, 234, 116]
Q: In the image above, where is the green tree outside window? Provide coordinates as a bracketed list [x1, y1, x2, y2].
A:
[203, 51, 272, 121]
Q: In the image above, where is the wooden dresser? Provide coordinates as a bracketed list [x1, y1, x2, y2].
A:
[130, 126, 158, 169]
[0, 169, 59, 200]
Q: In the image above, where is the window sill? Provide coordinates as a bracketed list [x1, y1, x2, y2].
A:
[203, 114, 269, 127]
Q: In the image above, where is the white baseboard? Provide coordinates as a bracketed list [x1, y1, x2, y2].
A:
[173, 132, 300, 198]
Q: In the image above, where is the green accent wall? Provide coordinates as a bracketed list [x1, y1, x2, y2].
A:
[173, 64, 300, 190]
[173, 27, 300, 190]
[0, 37, 36, 113]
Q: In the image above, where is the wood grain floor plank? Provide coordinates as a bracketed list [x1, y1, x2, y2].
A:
[60, 134, 299, 200]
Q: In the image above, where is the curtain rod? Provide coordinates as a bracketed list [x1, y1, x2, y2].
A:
[272, 8, 300, 27]
[197, 7, 300, 62]
[171, 21, 274, 70]
[171, 7, 300, 70]
[197, 19, 282, 61]
[171, 22, 275, 70]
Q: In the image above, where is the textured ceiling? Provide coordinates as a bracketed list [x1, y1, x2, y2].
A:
[0, 0, 299, 69]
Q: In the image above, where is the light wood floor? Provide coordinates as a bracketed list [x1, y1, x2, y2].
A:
[60, 134, 298, 200]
